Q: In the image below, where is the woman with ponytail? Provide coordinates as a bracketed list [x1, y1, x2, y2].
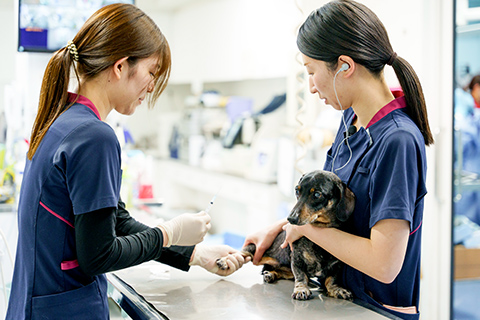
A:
[7, 4, 246, 319]
[244, 1, 430, 319]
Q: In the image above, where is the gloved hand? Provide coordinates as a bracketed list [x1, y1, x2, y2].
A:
[158, 211, 211, 247]
[189, 244, 250, 276]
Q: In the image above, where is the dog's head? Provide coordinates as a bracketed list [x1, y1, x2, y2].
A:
[288, 170, 355, 227]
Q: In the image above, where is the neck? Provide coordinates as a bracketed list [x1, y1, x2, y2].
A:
[77, 75, 112, 121]
[350, 73, 394, 129]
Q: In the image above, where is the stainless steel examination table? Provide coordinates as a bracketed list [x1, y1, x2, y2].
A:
[107, 262, 400, 320]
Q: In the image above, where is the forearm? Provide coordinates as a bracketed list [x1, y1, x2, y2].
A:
[115, 199, 151, 235]
[116, 199, 170, 246]
[303, 227, 381, 279]
[115, 202, 195, 270]
[301, 219, 409, 283]
[158, 245, 195, 271]
[75, 207, 166, 276]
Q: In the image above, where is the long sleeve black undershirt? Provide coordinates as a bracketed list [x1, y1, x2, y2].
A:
[74, 200, 195, 277]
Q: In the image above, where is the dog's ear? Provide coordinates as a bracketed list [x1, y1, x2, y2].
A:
[297, 173, 306, 184]
[336, 182, 356, 222]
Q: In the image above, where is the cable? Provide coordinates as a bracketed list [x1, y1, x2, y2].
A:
[331, 67, 353, 173]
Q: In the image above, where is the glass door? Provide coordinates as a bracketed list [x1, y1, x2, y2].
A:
[452, 0, 480, 318]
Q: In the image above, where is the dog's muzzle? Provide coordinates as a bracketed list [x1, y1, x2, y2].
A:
[288, 209, 301, 225]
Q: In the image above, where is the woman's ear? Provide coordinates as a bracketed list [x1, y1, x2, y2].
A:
[338, 55, 355, 78]
[112, 57, 129, 80]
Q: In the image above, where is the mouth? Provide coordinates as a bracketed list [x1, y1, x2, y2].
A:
[310, 213, 332, 227]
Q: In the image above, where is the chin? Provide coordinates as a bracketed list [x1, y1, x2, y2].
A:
[118, 107, 136, 116]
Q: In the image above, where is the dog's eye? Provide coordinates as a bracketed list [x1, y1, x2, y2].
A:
[313, 192, 321, 199]
[295, 189, 300, 198]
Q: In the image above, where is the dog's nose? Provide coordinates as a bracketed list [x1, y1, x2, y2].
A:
[288, 215, 299, 225]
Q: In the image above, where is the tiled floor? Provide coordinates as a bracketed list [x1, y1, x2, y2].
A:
[453, 279, 480, 320]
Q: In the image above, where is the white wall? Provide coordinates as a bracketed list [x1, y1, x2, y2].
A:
[0, 0, 16, 118]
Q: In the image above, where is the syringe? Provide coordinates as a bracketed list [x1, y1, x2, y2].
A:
[205, 194, 217, 214]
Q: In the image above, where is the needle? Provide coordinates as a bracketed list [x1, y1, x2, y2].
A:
[205, 188, 221, 213]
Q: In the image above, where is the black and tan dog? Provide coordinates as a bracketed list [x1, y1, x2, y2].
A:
[217, 170, 356, 300]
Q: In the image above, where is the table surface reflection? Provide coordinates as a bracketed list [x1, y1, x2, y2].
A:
[109, 262, 396, 320]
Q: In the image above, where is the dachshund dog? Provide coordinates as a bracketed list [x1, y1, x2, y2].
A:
[217, 170, 356, 300]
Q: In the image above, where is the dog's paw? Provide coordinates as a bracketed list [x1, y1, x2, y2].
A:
[328, 286, 353, 300]
[262, 270, 276, 283]
[292, 283, 312, 300]
[325, 276, 353, 300]
[215, 258, 228, 270]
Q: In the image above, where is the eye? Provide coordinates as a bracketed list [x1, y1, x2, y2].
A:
[313, 192, 321, 199]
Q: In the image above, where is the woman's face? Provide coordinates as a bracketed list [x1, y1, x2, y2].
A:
[302, 54, 343, 111]
[113, 56, 158, 115]
[472, 83, 480, 105]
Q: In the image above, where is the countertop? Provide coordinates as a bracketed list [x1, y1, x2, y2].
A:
[108, 261, 399, 320]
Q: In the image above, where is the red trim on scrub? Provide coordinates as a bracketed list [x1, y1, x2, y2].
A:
[61, 260, 80, 270]
[410, 220, 422, 236]
[366, 94, 407, 129]
[67, 92, 102, 120]
[39, 201, 74, 228]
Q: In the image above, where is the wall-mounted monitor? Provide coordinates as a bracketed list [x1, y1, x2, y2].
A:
[18, 0, 135, 53]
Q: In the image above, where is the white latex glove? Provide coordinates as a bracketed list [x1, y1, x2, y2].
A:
[189, 244, 250, 276]
[158, 211, 211, 247]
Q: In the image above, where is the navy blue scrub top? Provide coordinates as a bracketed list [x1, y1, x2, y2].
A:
[325, 94, 426, 320]
[7, 94, 121, 320]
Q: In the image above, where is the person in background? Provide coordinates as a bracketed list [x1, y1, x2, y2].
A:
[243, 1, 432, 319]
[6, 4, 246, 319]
[454, 74, 480, 226]
[455, 74, 480, 118]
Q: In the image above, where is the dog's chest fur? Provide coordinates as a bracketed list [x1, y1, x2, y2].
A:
[292, 237, 341, 280]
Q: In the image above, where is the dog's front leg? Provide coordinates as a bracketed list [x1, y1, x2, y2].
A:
[291, 254, 311, 300]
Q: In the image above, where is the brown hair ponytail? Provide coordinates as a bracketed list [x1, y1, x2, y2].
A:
[297, 0, 433, 146]
[27, 3, 171, 160]
[27, 47, 76, 160]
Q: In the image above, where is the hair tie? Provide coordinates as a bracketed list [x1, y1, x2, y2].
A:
[386, 52, 397, 66]
[67, 40, 79, 62]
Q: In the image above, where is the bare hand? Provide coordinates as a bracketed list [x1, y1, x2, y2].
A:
[280, 223, 305, 250]
[243, 219, 287, 265]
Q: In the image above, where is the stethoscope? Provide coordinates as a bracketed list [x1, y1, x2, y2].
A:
[330, 63, 372, 173]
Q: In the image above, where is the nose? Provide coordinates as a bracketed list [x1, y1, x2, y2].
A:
[287, 216, 299, 225]
[309, 77, 318, 94]
[288, 208, 300, 225]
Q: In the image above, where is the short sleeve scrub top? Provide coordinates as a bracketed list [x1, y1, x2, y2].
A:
[7, 94, 121, 320]
[325, 93, 427, 320]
